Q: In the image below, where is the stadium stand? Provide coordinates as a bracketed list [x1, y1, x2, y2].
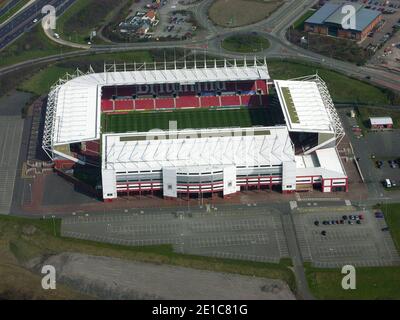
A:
[200, 96, 220, 108]
[101, 99, 114, 112]
[155, 98, 175, 109]
[115, 100, 134, 111]
[176, 96, 200, 108]
[135, 99, 155, 110]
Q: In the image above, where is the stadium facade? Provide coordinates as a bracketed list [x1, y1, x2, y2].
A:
[42, 59, 347, 201]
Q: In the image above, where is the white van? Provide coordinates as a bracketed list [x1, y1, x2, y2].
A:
[385, 179, 392, 188]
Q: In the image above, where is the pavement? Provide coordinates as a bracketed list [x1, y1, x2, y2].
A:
[0, 116, 23, 214]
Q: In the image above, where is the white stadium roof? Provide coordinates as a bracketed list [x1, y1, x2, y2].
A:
[44, 64, 270, 148]
[295, 147, 346, 179]
[274, 80, 335, 134]
[102, 127, 294, 172]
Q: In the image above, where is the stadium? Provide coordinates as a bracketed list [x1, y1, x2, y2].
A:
[42, 59, 347, 201]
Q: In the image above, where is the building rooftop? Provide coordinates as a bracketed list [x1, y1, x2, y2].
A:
[305, 2, 380, 32]
[370, 117, 393, 126]
[102, 126, 295, 172]
[274, 80, 335, 134]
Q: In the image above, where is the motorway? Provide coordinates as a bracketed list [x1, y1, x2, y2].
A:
[0, 0, 76, 50]
[0, 0, 21, 18]
[0, 0, 399, 94]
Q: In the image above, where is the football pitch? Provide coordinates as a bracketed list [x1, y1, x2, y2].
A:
[102, 106, 284, 133]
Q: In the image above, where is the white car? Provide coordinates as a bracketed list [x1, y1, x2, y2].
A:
[33, 19, 38, 23]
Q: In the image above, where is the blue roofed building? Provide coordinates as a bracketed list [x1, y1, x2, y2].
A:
[304, 2, 382, 42]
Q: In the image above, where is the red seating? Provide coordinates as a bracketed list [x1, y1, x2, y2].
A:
[240, 95, 251, 106]
[115, 100, 134, 111]
[255, 80, 267, 93]
[176, 96, 199, 108]
[101, 99, 114, 112]
[156, 98, 175, 109]
[200, 96, 220, 108]
[220, 95, 241, 106]
[135, 99, 155, 110]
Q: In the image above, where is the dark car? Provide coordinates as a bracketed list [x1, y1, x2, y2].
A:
[356, 220, 361, 224]
[375, 211, 384, 218]
[314, 220, 319, 226]
[321, 230, 327, 236]
[322, 221, 328, 225]
[342, 215, 348, 220]
[382, 227, 390, 231]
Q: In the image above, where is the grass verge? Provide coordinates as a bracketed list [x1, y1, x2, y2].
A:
[292, 9, 315, 30]
[268, 60, 391, 105]
[0, 26, 75, 68]
[221, 34, 270, 53]
[305, 262, 400, 299]
[55, 0, 119, 44]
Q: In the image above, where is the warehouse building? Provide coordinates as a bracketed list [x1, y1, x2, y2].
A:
[304, 3, 382, 42]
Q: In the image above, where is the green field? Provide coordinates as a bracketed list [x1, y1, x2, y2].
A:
[221, 34, 270, 53]
[102, 106, 284, 133]
[305, 263, 400, 300]
[380, 203, 400, 253]
[0, 26, 74, 68]
[292, 9, 315, 30]
[56, 0, 120, 44]
[281, 87, 299, 123]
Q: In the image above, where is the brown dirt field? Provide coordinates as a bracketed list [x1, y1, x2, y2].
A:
[208, 0, 283, 28]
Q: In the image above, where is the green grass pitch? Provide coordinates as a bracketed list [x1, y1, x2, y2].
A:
[102, 107, 284, 133]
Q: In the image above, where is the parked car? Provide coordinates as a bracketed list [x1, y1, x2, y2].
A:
[375, 211, 384, 218]
[314, 220, 319, 226]
[382, 227, 390, 231]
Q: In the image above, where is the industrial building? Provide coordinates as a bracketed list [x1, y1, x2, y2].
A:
[42, 60, 347, 201]
[369, 116, 393, 129]
[304, 3, 382, 42]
